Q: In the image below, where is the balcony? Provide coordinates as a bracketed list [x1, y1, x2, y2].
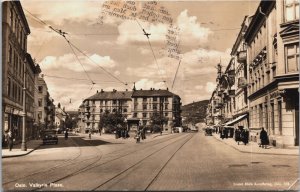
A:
[237, 50, 247, 63]
[215, 102, 223, 109]
[228, 90, 235, 97]
[237, 77, 247, 88]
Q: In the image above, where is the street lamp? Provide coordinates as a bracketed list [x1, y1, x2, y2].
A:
[21, 59, 27, 151]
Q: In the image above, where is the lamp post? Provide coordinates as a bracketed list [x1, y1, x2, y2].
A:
[21, 60, 27, 151]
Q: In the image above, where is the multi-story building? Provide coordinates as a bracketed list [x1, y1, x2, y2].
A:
[245, 0, 299, 147]
[224, 16, 250, 128]
[2, 1, 38, 143]
[79, 89, 132, 133]
[131, 87, 181, 132]
[206, 0, 299, 148]
[55, 105, 67, 131]
[35, 75, 55, 131]
[78, 87, 182, 133]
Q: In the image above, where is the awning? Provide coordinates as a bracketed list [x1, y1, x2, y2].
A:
[224, 114, 247, 126]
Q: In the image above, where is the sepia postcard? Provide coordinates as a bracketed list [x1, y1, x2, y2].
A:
[1, 0, 299, 191]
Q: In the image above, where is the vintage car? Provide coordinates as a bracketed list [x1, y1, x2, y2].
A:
[204, 127, 213, 136]
[42, 130, 58, 145]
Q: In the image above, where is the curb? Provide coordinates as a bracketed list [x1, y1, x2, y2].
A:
[2, 143, 42, 158]
[212, 134, 299, 156]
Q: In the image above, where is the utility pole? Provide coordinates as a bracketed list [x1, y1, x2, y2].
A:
[21, 59, 27, 151]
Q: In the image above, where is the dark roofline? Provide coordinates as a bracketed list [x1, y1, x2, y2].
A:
[230, 15, 248, 55]
[244, 0, 276, 44]
[26, 53, 36, 73]
[15, 1, 30, 34]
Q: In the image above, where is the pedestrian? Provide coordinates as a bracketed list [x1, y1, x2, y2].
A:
[65, 129, 68, 140]
[7, 131, 13, 151]
[260, 128, 269, 149]
[135, 130, 140, 143]
[220, 127, 225, 139]
[241, 128, 249, 145]
[235, 128, 241, 145]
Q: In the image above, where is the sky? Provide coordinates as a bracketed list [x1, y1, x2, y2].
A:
[20, 0, 260, 111]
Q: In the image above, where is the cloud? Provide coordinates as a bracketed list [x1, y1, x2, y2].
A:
[177, 10, 212, 45]
[205, 82, 216, 93]
[22, 1, 101, 26]
[195, 85, 204, 90]
[135, 79, 166, 90]
[116, 9, 212, 50]
[117, 20, 167, 44]
[40, 53, 117, 72]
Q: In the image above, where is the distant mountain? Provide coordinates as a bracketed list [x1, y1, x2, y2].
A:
[181, 100, 209, 125]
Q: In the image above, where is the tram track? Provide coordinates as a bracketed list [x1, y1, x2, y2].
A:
[34, 133, 190, 191]
[91, 133, 196, 191]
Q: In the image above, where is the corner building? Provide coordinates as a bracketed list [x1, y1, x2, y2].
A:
[244, 0, 299, 147]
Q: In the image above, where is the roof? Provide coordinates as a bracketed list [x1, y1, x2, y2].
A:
[87, 91, 132, 100]
[132, 89, 175, 97]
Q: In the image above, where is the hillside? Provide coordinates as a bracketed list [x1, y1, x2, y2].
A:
[181, 100, 209, 125]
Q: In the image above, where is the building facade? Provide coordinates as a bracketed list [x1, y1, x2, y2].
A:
[79, 89, 132, 133]
[206, 0, 299, 148]
[35, 75, 55, 131]
[78, 88, 182, 133]
[131, 88, 181, 132]
[2, 1, 37, 143]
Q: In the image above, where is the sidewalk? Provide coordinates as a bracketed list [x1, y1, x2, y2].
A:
[2, 140, 42, 158]
[212, 133, 299, 156]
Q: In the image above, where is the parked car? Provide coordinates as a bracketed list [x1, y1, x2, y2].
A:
[42, 130, 58, 145]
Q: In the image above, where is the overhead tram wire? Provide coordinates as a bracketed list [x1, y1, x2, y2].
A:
[66, 41, 129, 88]
[135, 19, 169, 89]
[23, 8, 129, 89]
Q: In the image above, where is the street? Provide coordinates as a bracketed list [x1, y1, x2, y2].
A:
[2, 132, 299, 191]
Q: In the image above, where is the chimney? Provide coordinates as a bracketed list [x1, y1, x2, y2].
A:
[97, 90, 98, 93]
[167, 87, 169, 91]
[101, 89, 104, 93]
[126, 89, 128, 91]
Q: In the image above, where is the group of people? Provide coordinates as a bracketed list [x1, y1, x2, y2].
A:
[135, 127, 147, 143]
[234, 127, 249, 145]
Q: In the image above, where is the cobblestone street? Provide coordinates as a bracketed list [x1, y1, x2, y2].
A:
[2, 132, 299, 191]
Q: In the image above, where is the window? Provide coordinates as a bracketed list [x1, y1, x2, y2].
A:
[123, 108, 127, 113]
[38, 86, 43, 93]
[286, 43, 299, 72]
[38, 99, 43, 107]
[143, 113, 147, 118]
[165, 113, 168, 117]
[112, 108, 116, 112]
[133, 113, 137, 117]
[143, 97, 147, 102]
[100, 108, 103, 113]
[278, 100, 282, 135]
[7, 77, 11, 97]
[8, 45, 12, 64]
[10, 7, 14, 30]
[143, 104, 147, 110]
[113, 100, 117, 105]
[285, 0, 299, 22]
[153, 97, 157, 102]
[165, 104, 168, 110]
[38, 111, 42, 119]
[153, 104, 157, 110]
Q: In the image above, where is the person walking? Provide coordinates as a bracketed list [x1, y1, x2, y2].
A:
[7, 131, 14, 151]
[64, 129, 68, 140]
[260, 128, 269, 149]
[241, 128, 249, 145]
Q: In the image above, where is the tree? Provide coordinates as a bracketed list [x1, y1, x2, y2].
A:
[150, 112, 168, 133]
[99, 111, 125, 133]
